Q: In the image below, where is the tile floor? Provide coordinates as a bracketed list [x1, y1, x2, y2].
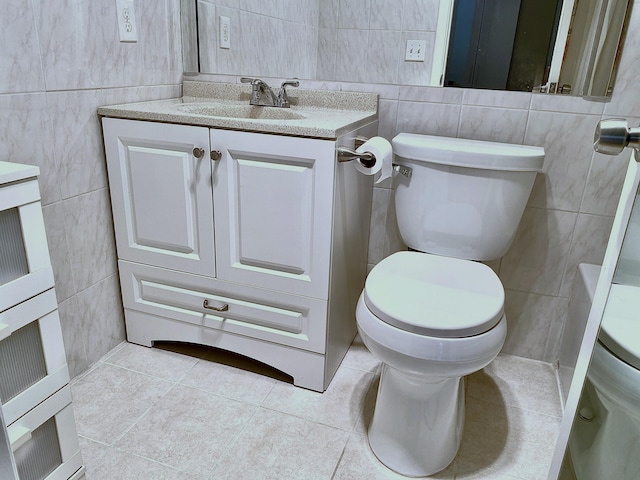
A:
[71, 337, 563, 480]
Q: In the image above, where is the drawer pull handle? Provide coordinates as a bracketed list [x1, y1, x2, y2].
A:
[203, 299, 229, 312]
[9, 425, 32, 452]
[0, 322, 12, 341]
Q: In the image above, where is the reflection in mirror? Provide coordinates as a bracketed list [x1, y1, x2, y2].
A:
[183, 0, 632, 98]
[551, 154, 640, 479]
[612, 190, 640, 285]
[444, 0, 562, 92]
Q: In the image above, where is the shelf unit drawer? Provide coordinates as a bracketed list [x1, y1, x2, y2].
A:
[0, 178, 54, 312]
[0, 290, 70, 426]
[7, 386, 82, 480]
[119, 260, 328, 354]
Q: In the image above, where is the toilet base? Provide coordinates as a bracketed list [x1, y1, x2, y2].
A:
[368, 364, 464, 477]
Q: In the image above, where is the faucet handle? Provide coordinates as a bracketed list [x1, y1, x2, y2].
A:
[278, 79, 299, 108]
[240, 77, 258, 85]
[281, 79, 299, 88]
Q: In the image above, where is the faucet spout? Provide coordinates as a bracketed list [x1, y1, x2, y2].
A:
[240, 77, 299, 108]
[240, 77, 278, 106]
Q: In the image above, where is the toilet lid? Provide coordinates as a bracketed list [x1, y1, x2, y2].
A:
[599, 284, 640, 370]
[363, 251, 505, 338]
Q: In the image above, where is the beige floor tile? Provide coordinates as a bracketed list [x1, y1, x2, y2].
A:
[212, 407, 348, 480]
[466, 354, 562, 417]
[353, 373, 379, 434]
[262, 365, 376, 431]
[458, 397, 557, 480]
[115, 384, 257, 477]
[71, 363, 173, 444]
[333, 433, 455, 480]
[73, 341, 563, 480]
[341, 334, 381, 374]
[453, 459, 528, 479]
[179, 356, 277, 405]
[104, 342, 200, 381]
[79, 436, 197, 480]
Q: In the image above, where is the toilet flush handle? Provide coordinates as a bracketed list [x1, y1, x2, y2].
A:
[594, 119, 640, 156]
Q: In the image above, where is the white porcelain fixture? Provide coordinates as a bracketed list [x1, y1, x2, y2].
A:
[570, 284, 640, 480]
[357, 133, 544, 476]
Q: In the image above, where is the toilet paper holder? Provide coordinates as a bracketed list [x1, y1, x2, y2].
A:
[337, 136, 376, 167]
[336, 136, 412, 178]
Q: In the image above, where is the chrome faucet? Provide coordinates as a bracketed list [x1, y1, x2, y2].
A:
[240, 77, 299, 108]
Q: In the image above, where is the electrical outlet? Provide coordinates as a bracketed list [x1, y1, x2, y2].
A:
[220, 16, 231, 49]
[405, 40, 426, 62]
[116, 0, 138, 43]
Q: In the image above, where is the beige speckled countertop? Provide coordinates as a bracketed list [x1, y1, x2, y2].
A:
[98, 81, 378, 139]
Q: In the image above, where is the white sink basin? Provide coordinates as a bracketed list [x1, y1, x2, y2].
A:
[177, 103, 306, 120]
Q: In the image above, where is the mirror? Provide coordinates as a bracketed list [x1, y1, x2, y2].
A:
[548, 153, 640, 479]
[183, 0, 632, 98]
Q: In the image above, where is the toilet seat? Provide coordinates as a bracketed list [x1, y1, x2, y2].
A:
[599, 284, 640, 370]
[363, 251, 504, 338]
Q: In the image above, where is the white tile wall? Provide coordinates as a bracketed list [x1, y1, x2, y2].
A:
[0, 0, 183, 377]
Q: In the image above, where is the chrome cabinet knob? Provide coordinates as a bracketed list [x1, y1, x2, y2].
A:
[594, 119, 640, 155]
[193, 147, 205, 158]
[210, 150, 222, 161]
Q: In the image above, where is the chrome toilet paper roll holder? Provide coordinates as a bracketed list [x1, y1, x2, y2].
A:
[336, 136, 412, 177]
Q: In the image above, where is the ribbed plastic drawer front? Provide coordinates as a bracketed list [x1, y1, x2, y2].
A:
[8, 386, 82, 480]
[119, 261, 328, 354]
[0, 290, 69, 426]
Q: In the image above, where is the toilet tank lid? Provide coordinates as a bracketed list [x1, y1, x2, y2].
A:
[392, 133, 544, 171]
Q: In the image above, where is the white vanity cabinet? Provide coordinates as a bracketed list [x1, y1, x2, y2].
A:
[102, 117, 374, 391]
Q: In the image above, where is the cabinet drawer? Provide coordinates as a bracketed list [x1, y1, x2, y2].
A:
[119, 260, 327, 353]
[0, 290, 70, 426]
[8, 386, 82, 480]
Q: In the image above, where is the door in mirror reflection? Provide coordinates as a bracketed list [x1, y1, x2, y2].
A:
[444, 0, 562, 91]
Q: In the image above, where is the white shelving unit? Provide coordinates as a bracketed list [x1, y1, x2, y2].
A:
[0, 162, 84, 480]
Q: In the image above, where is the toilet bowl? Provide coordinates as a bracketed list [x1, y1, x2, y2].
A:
[570, 284, 640, 480]
[357, 133, 543, 476]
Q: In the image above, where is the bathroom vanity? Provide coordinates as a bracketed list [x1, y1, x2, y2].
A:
[99, 81, 377, 391]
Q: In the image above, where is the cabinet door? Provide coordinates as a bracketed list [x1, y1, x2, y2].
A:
[211, 130, 336, 299]
[103, 118, 215, 276]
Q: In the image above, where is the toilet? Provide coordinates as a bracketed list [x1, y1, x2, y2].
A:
[356, 133, 544, 476]
[570, 284, 640, 480]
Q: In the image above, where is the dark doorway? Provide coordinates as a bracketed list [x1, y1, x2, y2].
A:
[444, 0, 563, 92]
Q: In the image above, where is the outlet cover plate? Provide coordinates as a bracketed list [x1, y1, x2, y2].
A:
[116, 0, 137, 42]
[220, 16, 230, 49]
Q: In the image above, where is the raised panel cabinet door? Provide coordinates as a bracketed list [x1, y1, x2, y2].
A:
[211, 129, 336, 299]
[103, 118, 215, 276]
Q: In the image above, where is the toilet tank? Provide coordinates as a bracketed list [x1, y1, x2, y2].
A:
[392, 133, 544, 261]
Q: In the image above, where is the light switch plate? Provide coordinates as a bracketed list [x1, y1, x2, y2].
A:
[405, 40, 426, 62]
